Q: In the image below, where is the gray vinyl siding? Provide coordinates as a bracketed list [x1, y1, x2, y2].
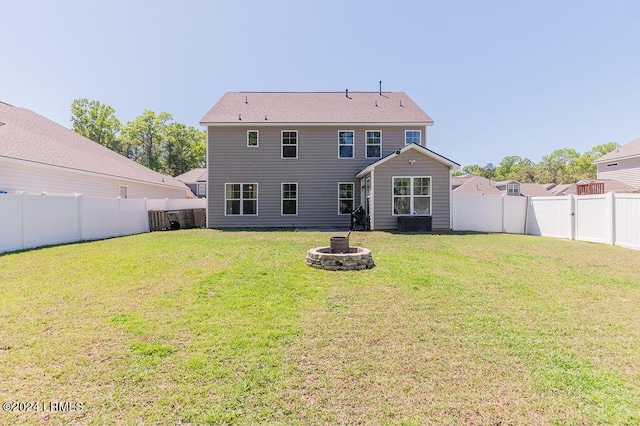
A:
[371, 151, 452, 230]
[207, 125, 426, 227]
[597, 158, 640, 189]
[0, 158, 189, 199]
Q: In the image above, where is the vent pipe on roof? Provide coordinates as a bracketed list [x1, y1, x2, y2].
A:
[400, 100, 403, 107]
[379, 80, 382, 95]
[345, 89, 349, 98]
[238, 114, 242, 120]
[245, 96, 248, 104]
[375, 100, 378, 107]
[264, 115, 268, 120]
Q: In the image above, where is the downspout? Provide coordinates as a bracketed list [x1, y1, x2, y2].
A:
[205, 126, 209, 228]
[370, 170, 375, 230]
[449, 169, 453, 230]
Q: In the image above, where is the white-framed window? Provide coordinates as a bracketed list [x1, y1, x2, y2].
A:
[405, 130, 421, 145]
[281, 182, 298, 215]
[282, 130, 298, 159]
[197, 183, 206, 196]
[392, 177, 431, 216]
[338, 182, 354, 214]
[119, 185, 128, 198]
[225, 183, 258, 215]
[507, 183, 520, 196]
[366, 130, 382, 158]
[338, 130, 354, 159]
[247, 130, 259, 147]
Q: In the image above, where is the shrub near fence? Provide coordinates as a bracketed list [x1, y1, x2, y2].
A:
[452, 192, 640, 251]
[0, 194, 206, 253]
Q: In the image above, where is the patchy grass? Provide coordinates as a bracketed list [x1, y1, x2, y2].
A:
[0, 230, 639, 424]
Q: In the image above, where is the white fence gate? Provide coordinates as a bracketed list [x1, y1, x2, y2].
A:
[0, 194, 206, 254]
[453, 192, 640, 250]
[452, 193, 527, 234]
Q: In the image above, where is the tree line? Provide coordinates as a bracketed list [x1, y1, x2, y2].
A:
[455, 143, 619, 184]
[70, 99, 206, 176]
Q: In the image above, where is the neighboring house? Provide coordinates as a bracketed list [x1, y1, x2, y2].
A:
[452, 175, 552, 197]
[452, 176, 502, 195]
[595, 137, 640, 189]
[549, 179, 637, 196]
[175, 167, 207, 198]
[200, 91, 460, 230]
[548, 183, 572, 196]
[0, 101, 191, 198]
[519, 183, 555, 197]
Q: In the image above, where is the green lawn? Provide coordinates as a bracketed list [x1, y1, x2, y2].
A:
[1, 230, 639, 425]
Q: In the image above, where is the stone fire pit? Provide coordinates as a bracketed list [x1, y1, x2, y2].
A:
[306, 246, 375, 271]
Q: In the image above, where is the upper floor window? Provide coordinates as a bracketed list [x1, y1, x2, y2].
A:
[225, 183, 258, 215]
[197, 183, 206, 196]
[282, 130, 298, 159]
[366, 130, 381, 158]
[282, 183, 298, 215]
[119, 185, 128, 199]
[338, 131, 354, 158]
[393, 177, 431, 216]
[507, 183, 520, 196]
[405, 130, 421, 145]
[247, 130, 259, 147]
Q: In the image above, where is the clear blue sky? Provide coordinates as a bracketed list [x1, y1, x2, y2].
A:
[3, 0, 639, 167]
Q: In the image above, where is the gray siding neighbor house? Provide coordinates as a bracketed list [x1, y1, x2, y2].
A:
[595, 137, 640, 189]
[0, 101, 192, 199]
[175, 167, 207, 198]
[200, 91, 460, 230]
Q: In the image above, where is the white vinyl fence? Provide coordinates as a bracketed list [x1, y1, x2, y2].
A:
[453, 192, 640, 250]
[0, 193, 206, 254]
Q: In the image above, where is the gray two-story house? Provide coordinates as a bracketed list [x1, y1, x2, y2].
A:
[200, 91, 459, 230]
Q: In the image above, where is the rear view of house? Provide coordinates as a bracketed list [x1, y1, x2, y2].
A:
[200, 91, 459, 230]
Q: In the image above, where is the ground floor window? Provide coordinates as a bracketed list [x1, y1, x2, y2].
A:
[392, 177, 431, 215]
[225, 183, 257, 215]
[338, 182, 354, 214]
[197, 183, 206, 196]
[282, 183, 298, 215]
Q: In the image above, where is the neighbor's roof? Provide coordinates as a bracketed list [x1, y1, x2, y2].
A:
[175, 167, 207, 183]
[548, 184, 573, 196]
[0, 102, 187, 189]
[547, 179, 637, 195]
[595, 137, 640, 163]
[200, 92, 434, 125]
[452, 176, 502, 195]
[519, 183, 552, 196]
[576, 179, 638, 193]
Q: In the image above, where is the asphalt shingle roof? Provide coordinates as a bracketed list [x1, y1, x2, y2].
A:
[596, 137, 640, 162]
[200, 92, 434, 125]
[175, 168, 207, 183]
[0, 102, 187, 189]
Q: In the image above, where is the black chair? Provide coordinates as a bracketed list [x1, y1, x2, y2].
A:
[350, 206, 370, 231]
